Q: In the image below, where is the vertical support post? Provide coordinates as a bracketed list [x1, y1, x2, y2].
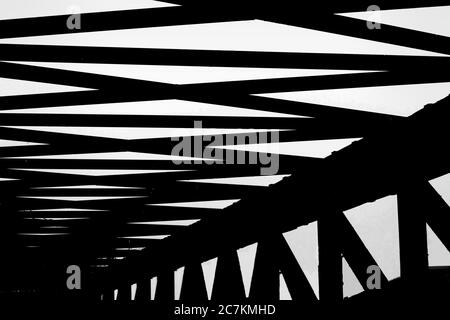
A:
[318, 213, 343, 303]
[398, 181, 428, 286]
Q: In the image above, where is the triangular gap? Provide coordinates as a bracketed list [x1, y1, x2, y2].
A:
[282, 222, 319, 299]
[0, 178, 18, 181]
[279, 272, 293, 301]
[33, 185, 144, 190]
[178, 175, 291, 187]
[174, 267, 185, 301]
[6, 151, 208, 162]
[212, 138, 361, 158]
[150, 277, 157, 300]
[0, 139, 45, 148]
[128, 220, 200, 226]
[0, 0, 176, 21]
[2, 126, 286, 141]
[5, 61, 381, 84]
[20, 208, 106, 212]
[337, 6, 450, 38]
[429, 173, 450, 208]
[119, 235, 170, 240]
[342, 257, 365, 298]
[343, 195, 400, 280]
[18, 196, 145, 201]
[131, 283, 137, 301]
[236, 243, 258, 298]
[427, 224, 450, 267]
[0, 77, 92, 97]
[256, 82, 450, 117]
[0, 20, 443, 57]
[0, 99, 300, 118]
[149, 199, 240, 210]
[11, 168, 185, 176]
[201, 258, 218, 301]
[23, 218, 89, 221]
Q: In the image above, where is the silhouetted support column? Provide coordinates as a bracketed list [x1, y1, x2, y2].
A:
[212, 251, 246, 301]
[398, 181, 428, 284]
[180, 263, 208, 301]
[423, 182, 450, 252]
[278, 235, 318, 302]
[135, 278, 150, 301]
[102, 288, 114, 301]
[249, 239, 279, 301]
[318, 213, 343, 303]
[117, 283, 131, 301]
[155, 270, 174, 301]
[341, 216, 389, 290]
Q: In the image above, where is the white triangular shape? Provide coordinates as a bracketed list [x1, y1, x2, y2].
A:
[33, 185, 144, 190]
[174, 267, 185, 301]
[0, 139, 45, 148]
[0, 0, 176, 21]
[24, 217, 89, 220]
[0, 77, 91, 97]
[427, 224, 450, 267]
[150, 277, 157, 300]
[178, 175, 291, 187]
[5, 61, 381, 84]
[149, 199, 240, 210]
[279, 272, 293, 301]
[114, 289, 118, 301]
[20, 208, 106, 212]
[18, 233, 69, 236]
[337, 6, 450, 38]
[0, 177, 17, 181]
[119, 235, 170, 240]
[201, 258, 218, 301]
[11, 168, 185, 176]
[2, 127, 282, 141]
[17, 126, 282, 140]
[344, 195, 400, 280]
[129, 220, 200, 226]
[429, 173, 450, 208]
[18, 196, 144, 201]
[0, 99, 299, 118]
[237, 243, 258, 298]
[283, 222, 319, 299]
[342, 257, 364, 298]
[115, 247, 146, 251]
[0, 20, 443, 57]
[257, 82, 450, 117]
[131, 283, 137, 301]
[7, 151, 206, 162]
[213, 138, 361, 158]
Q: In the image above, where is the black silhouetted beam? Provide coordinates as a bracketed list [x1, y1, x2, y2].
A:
[318, 213, 343, 303]
[249, 239, 279, 301]
[180, 263, 208, 301]
[211, 251, 246, 301]
[135, 279, 150, 302]
[105, 95, 450, 289]
[278, 235, 318, 302]
[155, 270, 174, 302]
[398, 180, 429, 282]
[423, 181, 450, 252]
[340, 215, 389, 290]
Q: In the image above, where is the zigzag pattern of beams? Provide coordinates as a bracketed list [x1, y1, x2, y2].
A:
[1, 0, 450, 306]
